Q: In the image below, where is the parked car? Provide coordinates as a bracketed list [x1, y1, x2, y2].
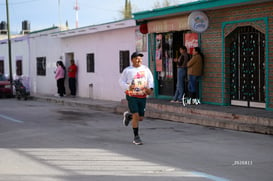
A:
[0, 74, 13, 98]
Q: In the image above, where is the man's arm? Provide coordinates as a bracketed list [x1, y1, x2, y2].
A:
[118, 70, 130, 91]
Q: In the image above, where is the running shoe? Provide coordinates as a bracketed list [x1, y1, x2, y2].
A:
[123, 111, 132, 126]
[133, 136, 143, 145]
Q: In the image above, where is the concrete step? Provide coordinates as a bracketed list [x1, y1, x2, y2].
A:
[146, 101, 273, 127]
[117, 100, 273, 135]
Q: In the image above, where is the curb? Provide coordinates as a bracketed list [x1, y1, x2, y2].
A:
[32, 95, 273, 135]
[31, 96, 120, 113]
[116, 101, 273, 135]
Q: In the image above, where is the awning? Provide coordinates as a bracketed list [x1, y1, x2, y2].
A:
[147, 15, 189, 33]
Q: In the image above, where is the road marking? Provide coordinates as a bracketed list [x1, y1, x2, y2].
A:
[191, 171, 230, 181]
[2, 148, 230, 181]
[0, 114, 24, 123]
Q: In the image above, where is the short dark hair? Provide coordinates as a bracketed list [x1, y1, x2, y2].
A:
[194, 47, 201, 54]
[180, 46, 187, 51]
[194, 47, 204, 60]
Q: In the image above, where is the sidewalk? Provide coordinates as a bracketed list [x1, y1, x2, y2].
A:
[32, 94, 273, 135]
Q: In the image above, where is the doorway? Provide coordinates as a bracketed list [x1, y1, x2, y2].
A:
[154, 32, 184, 97]
[65, 52, 74, 96]
[226, 26, 265, 108]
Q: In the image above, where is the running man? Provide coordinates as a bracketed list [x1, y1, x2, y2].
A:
[119, 52, 154, 145]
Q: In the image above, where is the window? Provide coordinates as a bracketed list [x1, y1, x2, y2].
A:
[0, 60, 4, 74]
[16, 60, 22, 76]
[37, 57, 46, 76]
[87, 53, 95, 73]
[119, 50, 130, 73]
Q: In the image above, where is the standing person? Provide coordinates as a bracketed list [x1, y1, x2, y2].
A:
[119, 52, 154, 145]
[55, 61, 65, 97]
[171, 46, 189, 103]
[187, 47, 204, 104]
[61, 61, 67, 96]
[68, 59, 78, 97]
[59, 61, 66, 96]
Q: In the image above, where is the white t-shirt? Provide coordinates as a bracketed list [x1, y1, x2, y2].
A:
[119, 65, 154, 98]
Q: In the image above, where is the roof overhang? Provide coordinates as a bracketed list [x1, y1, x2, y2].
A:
[50, 19, 136, 38]
[133, 0, 272, 23]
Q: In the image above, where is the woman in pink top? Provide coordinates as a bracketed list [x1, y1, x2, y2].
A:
[55, 61, 65, 97]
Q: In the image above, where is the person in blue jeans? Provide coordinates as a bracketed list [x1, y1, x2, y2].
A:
[171, 46, 189, 103]
[187, 47, 204, 104]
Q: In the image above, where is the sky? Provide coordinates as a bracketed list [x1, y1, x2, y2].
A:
[0, 0, 194, 33]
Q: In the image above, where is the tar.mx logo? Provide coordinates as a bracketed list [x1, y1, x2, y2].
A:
[232, 160, 253, 166]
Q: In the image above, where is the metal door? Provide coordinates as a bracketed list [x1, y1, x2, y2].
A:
[229, 26, 265, 108]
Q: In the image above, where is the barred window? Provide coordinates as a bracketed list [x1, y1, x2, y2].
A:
[119, 50, 130, 73]
[37, 57, 46, 76]
[0, 60, 4, 74]
[87, 53, 95, 73]
[16, 60, 22, 76]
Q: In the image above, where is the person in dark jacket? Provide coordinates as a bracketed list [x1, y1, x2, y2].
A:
[187, 47, 204, 104]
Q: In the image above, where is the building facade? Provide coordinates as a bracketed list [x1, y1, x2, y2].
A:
[1, 0, 273, 111]
[134, 0, 273, 110]
[0, 19, 146, 101]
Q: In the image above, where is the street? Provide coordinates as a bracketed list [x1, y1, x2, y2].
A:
[0, 98, 272, 181]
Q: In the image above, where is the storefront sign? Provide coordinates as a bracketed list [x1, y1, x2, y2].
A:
[148, 15, 189, 33]
[184, 33, 198, 54]
[188, 11, 209, 33]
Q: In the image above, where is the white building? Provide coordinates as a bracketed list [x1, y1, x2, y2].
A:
[0, 19, 148, 101]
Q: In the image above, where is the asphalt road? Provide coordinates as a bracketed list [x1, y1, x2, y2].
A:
[0, 98, 272, 181]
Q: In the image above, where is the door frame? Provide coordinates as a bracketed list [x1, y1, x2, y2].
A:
[64, 52, 74, 95]
[227, 26, 265, 108]
[222, 17, 270, 109]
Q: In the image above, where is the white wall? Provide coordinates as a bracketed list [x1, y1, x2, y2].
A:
[61, 26, 137, 101]
[28, 28, 63, 95]
[0, 36, 29, 81]
[0, 39, 9, 76]
[0, 20, 149, 102]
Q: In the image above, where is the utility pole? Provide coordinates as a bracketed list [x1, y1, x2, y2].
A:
[74, 0, 79, 28]
[58, 0, 61, 27]
[5, 0, 13, 92]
